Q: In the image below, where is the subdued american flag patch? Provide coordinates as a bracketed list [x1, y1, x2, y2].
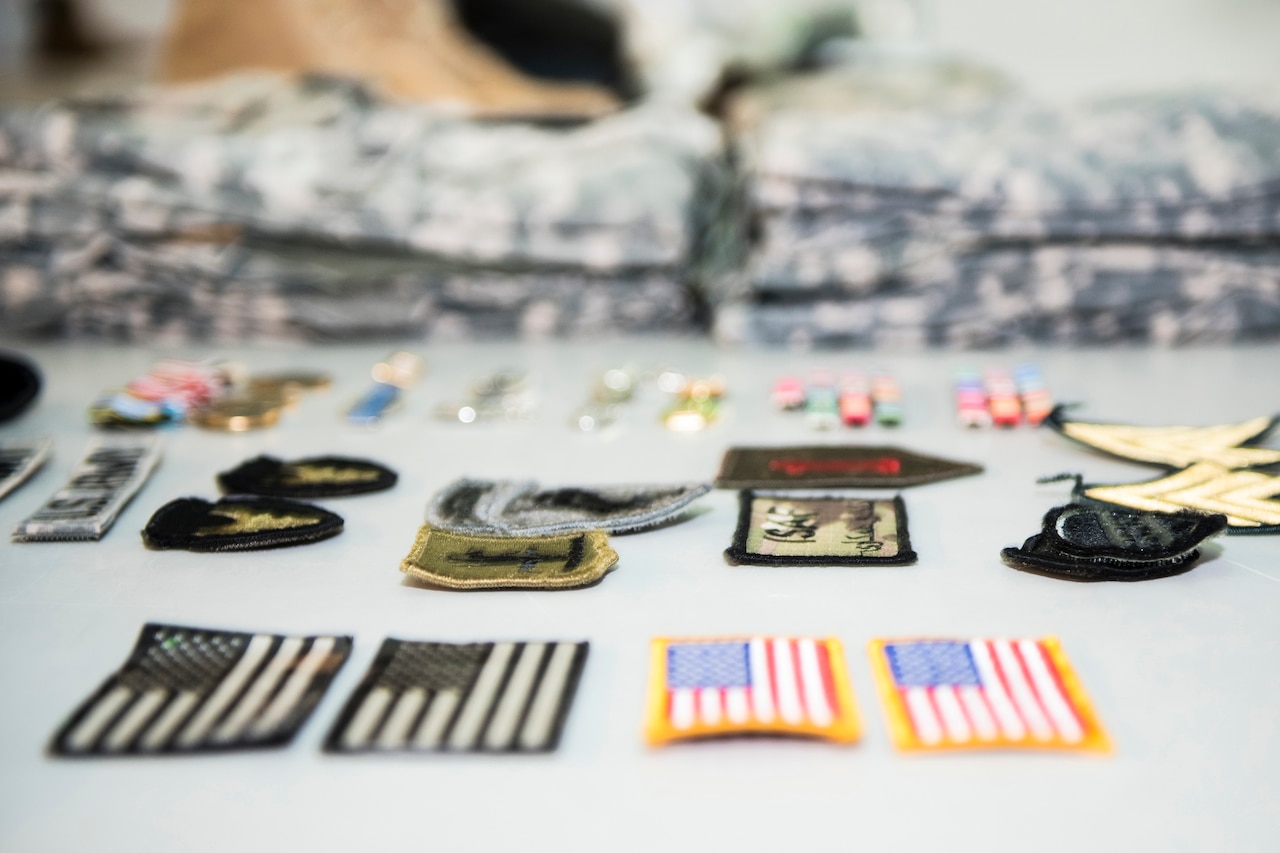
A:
[325, 640, 588, 753]
[869, 637, 1110, 753]
[644, 637, 860, 745]
[50, 623, 352, 756]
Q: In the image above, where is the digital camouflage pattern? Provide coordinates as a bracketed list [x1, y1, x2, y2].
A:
[0, 75, 723, 340]
[714, 88, 1280, 346]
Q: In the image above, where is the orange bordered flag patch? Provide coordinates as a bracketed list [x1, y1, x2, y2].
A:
[644, 637, 860, 746]
[869, 637, 1110, 753]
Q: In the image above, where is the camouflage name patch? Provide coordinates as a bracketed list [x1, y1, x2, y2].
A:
[217, 455, 397, 498]
[1002, 503, 1227, 581]
[50, 622, 351, 756]
[143, 496, 345, 551]
[325, 639, 588, 754]
[427, 478, 710, 536]
[715, 445, 982, 489]
[726, 492, 916, 566]
[399, 524, 618, 590]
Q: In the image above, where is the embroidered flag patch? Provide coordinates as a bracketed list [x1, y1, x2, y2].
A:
[644, 637, 860, 745]
[1002, 503, 1227, 581]
[400, 524, 618, 590]
[869, 637, 1109, 753]
[714, 446, 982, 489]
[0, 437, 52, 503]
[325, 640, 588, 754]
[1045, 409, 1280, 469]
[726, 492, 916, 566]
[1058, 463, 1280, 534]
[143, 496, 345, 551]
[217, 455, 397, 498]
[50, 623, 351, 756]
[427, 479, 711, 536]
[12, 436, 162, 542]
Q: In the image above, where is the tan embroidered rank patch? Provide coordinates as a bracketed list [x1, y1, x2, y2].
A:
[726, 492, 916, 566]
[1078, 462, 1280, 533]
[1048, 410, 1280, 469]
[399, 524, 618, 590]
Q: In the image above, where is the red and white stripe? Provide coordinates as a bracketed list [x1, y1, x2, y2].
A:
[898, 639, 1085, 746]
[667, 638, 838, 731]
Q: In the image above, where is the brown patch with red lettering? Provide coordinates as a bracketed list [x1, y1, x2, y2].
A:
[715, 446, 982, 489]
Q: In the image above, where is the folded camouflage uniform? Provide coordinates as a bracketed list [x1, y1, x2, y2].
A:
[715, 90, 1280, 345]
[0, 75, 725, 341]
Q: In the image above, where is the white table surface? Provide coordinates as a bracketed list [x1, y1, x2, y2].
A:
[1, 340, 1277, 852]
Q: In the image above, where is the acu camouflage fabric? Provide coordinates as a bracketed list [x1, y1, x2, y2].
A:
[712, 88, 1280, 346]
[0, 75, 725, 341]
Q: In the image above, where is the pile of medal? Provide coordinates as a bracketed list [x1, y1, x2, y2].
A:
[89, 359, 332, 432]
[773, 369, 901, 430]
[568, 367, 726, 433]
[954, 364, 1052, 428]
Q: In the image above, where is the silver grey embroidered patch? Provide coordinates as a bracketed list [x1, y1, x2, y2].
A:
[0, 437, 52, 503]
[427, 479, 712, 536]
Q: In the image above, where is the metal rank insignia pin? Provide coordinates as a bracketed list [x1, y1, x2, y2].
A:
[868, 637, 1110, 753]
[435, 370, 535, 425]
[661, 372, 724, 433]
[348, 352, 423, 426]
[325, 639, 589, 754]
[572, 367, 636, 432]
[644, 636, 862, 746]
[400, 524, 619, 590]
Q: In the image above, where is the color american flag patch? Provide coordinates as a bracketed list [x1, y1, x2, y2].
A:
[870, 637, 1110, 752]
[645, 637, 860, 745]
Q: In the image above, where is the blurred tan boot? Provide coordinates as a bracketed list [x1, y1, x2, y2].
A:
[159, 0, 618, 118]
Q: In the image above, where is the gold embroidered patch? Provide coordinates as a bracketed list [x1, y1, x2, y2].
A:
[1080, 462, 1280, 532]
[1049, 411, 1280, 469]
[399, 524, 618, 590]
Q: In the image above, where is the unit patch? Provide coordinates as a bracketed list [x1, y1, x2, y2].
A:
[0, 437, 52, 503]
[1002, 504, 1227, 581]
[50, 623, 351, 756]
[868, 637, 1109, 753]
[644, 636, 861, 746]
[1051, 463, 1280, 534]
[400, 524, 618, 590]
[218, 455, 397, 498]
[325, 639, 588, 754]
[1045, 408, 1280, 469]
[12, 437, 162, 542]
[714, 445, 982, 489]
[726, 492, 916, 566]
[427, 479, 711, 536]
[143, 496, 345, 551]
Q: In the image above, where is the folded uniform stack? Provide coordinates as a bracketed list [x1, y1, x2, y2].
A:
[714, 91, 1280, 347]
[0, 75, 725, 341]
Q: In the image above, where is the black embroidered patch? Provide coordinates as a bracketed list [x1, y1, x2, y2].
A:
[427, 479, 711, 536]
[1045, 407, 1280, 469]
[217, 455, 397, 498]
[325, 639, 588, 754]
[142, 496, 344, 551]
[1046, 464, 1280, 535]
[714, 445, 983, 489]
[0, 351, 41, 423]
[1001, 504, 1228, 581]
[726, 492, 917, 566]
[50, 622, 351, 756]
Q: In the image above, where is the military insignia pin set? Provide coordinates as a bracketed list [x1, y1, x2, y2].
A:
[3, 356, 1277, 759]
